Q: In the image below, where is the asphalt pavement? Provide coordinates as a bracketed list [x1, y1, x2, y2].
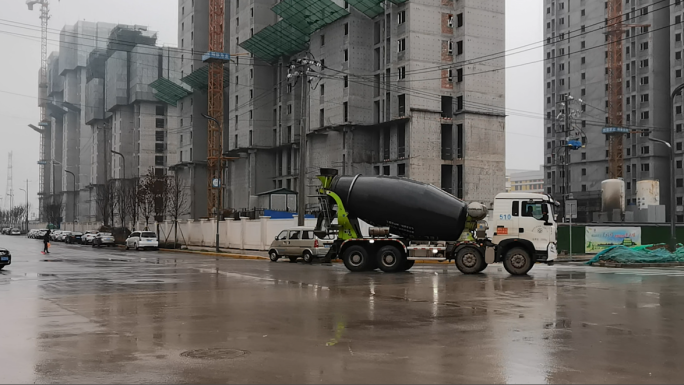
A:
[2, 235, 684, 384]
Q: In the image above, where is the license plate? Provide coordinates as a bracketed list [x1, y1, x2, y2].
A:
[146, 239, 153, 241]
[324, 245, 331, 248]
[1, 257, 8, 261]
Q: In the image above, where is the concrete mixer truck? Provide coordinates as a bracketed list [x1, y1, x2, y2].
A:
[313, 169, 558, 275]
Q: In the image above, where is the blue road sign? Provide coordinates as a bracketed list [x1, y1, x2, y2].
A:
[202, 52, 231, 62]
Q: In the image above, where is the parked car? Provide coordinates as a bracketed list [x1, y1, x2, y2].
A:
[57, 231, 71, 242]
[268, 227, 333, 263]
[50, 230, 63, 241]
[81, 231, 99, 245]
[65, 232, 83, 244]
[10, 228, 21, 236]
[125, 231, 159, 250]
[27, 229, 37, 238]
[1, 228, 10, 235]
[93, 232, 115, 248]
[0, 247, 10, 270]
[34, 229, 48, 239]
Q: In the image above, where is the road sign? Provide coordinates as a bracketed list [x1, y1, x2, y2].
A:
[212, 178, 221, 188]
[565, 200, 578, 219]
[602, 127, 630, 134]
[202, 52, 231, 63]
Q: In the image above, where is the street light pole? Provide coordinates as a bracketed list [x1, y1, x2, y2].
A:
[648, 137, 676, 251]
[64, 170, 76, 232]
[19, 180, 28, 233]
[201, 113, 223, 253]
[110, 150, 126, 181]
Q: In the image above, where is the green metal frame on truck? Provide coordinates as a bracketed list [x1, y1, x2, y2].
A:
[317, 175, 358, 240]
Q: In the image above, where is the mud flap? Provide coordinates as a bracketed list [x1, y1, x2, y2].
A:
[322, 242, 341, 263]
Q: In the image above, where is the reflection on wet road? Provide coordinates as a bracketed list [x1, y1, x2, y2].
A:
[1, 235, 683, 383]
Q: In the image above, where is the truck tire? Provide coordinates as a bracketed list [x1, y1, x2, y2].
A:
[400, 259, 415, 272]
[503, 247, 534, 275]
[342, 245, 374, 272]
[376, 245, 406, 273]
[455, 246, 486, 274]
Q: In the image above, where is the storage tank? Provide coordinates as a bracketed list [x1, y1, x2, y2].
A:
[601, 179, 625, 213]
[636, 180, 660, 210]
[330, 175, 468, 241]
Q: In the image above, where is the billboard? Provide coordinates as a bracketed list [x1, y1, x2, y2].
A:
[585, 227, 641, 254]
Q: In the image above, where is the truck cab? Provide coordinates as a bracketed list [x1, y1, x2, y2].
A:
[490, 192, 558, 266]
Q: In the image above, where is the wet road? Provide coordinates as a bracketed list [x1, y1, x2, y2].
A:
[2, 236, 684, 384]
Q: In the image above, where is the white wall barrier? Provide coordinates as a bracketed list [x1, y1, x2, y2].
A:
[157, 216, 317, 251]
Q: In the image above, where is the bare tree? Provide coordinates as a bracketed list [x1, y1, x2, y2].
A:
[127, 177, 140, 231]
[114, 179, 132, 229]
[166, 173, 191, 248]
[43, 196, 63, 227]
[138, 173, 156, 231]
[95, 183, 114, 227]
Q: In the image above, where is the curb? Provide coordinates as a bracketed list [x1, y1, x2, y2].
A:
[160, 248, 268, 260]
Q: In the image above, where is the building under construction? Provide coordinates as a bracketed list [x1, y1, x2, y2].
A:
[544, 0, 682, 223]
[177, 0, 507, 218]
[38, 22, 182, 224]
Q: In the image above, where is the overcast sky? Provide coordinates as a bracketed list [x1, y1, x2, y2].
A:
[0, 0, 542, 216]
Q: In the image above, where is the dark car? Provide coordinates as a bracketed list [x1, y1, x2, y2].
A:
[65, 232, 83, 244]
[0, 248, 11, 270]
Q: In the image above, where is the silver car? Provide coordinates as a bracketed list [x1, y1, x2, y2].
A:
[93, 232, 115, 248]
[268, 227, 333, 263]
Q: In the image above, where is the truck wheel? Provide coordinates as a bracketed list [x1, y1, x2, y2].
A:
[342, 245, 373, 272]
[303, 250, 314, 264]
[455, 247, 486, 274]
[503, 247, 534, 275]
[400, 259, 415, 272]
[376, 245, 406, 273]
[269, 250, 279, 262]
[476, 262, 489, 273]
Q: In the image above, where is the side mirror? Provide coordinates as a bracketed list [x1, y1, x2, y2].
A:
[275, 236, 278, 240]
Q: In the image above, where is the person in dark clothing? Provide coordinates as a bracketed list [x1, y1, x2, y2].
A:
[43, 230, 51, 254]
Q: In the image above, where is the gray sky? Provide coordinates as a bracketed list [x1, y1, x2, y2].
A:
[0, 0, 542, 216]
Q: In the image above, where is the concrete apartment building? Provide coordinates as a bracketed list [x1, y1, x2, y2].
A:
[543, 0, 679, 223]
[507, 167, 545, 193]
[174, 0, 506, 218]
[41, 21, 181, 225]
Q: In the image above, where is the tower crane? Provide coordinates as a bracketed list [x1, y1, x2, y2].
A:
[26, 0, 54, 199]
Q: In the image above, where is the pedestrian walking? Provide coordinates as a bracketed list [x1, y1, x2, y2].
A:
[42, 229, 51, 254]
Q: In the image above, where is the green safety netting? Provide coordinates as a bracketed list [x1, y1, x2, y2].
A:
[240, 20, 309, 63]
[180, 65, 231, 91]
[272, 0, 350, 35]
[150, 78, 191, 106]
[345, 0, 384, 18]
[587, 244, 684, 264]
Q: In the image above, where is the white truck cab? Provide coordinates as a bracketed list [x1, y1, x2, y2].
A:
[490, 192, 558, 266]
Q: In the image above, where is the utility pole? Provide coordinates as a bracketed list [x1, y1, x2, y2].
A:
[202, 113, 224, 253]
[5, 152, 13, 210]
[288, 56, 321, 226]
[19, 180, 28, 232]
[564, 94, 570, 220]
